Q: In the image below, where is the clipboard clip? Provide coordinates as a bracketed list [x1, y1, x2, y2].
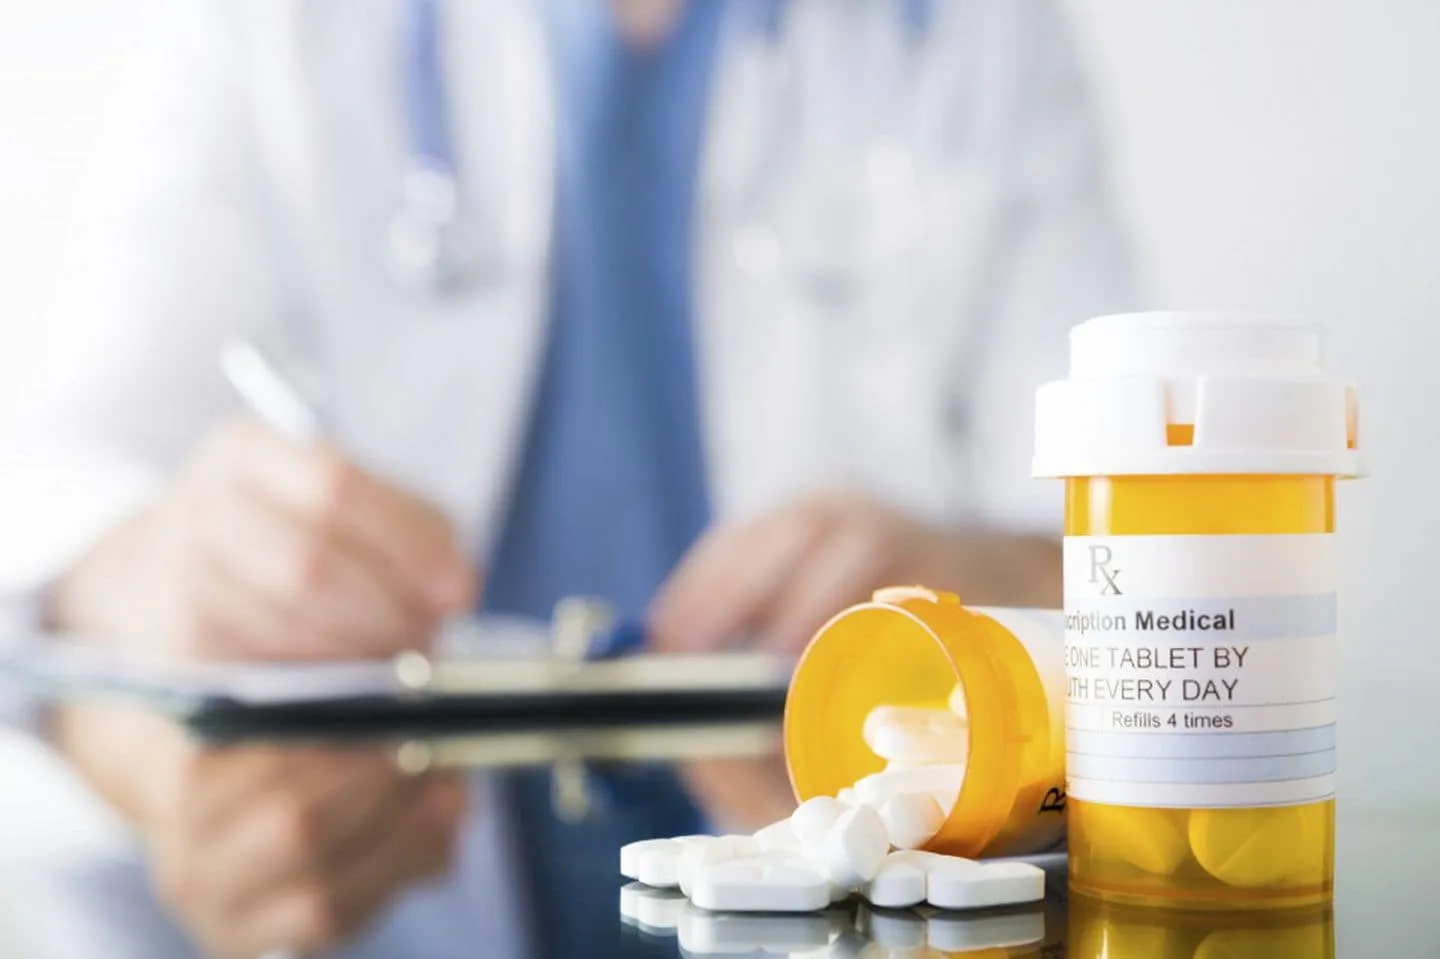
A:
[391, 597, 647, 694]
[389, 598, 650, 822]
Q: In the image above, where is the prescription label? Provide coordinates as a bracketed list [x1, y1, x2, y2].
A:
[1062, 534, 1336, 809]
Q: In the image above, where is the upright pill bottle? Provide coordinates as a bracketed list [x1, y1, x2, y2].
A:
[1032, 312, 1361, 908]
[785, 586, 1069, 859]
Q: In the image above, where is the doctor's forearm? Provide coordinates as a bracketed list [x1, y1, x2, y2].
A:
[925, 532, 1062, 609]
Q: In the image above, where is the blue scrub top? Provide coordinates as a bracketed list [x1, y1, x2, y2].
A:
[484, 0, 719, 625]
[479, 3, 722, 956]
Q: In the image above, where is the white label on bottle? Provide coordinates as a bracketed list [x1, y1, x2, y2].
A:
[1062, 534, 1337, 809]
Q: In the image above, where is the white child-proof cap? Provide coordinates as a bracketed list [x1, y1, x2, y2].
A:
[1032, 311, 1362, 477]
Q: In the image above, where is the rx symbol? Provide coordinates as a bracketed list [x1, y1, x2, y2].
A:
[1088, 544, 1122, 596]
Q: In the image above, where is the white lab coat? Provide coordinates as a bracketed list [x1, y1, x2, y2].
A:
[0, 0, 1133, 623]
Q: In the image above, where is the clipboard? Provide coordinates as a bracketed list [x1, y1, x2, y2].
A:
[0, 606, 792, 739]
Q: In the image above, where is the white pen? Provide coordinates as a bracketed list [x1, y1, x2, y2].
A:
[219, 338, 324, 442]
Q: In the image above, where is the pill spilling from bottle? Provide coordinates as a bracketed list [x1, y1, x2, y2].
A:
[619, 697, 1045, 913]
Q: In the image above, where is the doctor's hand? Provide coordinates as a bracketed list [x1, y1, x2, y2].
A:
[52, 705, 466, 959]
[50, 419, 477, 661]
[648, 490, 1061, 654]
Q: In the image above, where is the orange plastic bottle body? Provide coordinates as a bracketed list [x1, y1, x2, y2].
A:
[784, 589, 1068, 859]
[1065, 475, 1335, 909]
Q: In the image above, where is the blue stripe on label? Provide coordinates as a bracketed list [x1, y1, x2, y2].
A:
[1065, 593, 1336, 642]
[1067, 724, 1336, 760]
[1065, 749, 1336, 785]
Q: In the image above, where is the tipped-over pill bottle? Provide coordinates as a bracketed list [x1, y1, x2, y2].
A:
[784, 586, 1069, 859]
[1033, 312, 1362, 908]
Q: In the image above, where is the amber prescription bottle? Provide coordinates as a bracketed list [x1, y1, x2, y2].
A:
[785, 586, 1069, 859]
[1033, 312, 1362, 908]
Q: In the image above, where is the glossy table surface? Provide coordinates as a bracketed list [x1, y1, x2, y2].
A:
[621, 806, 1438, 957]
[0, 715, 1435, 958]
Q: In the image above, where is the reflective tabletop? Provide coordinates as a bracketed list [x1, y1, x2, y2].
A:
[0, 713, 1435, 957]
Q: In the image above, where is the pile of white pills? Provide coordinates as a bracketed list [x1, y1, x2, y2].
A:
[619, 700, 1045, 914]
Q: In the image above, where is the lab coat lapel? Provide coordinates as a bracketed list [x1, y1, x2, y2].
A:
[693, 7, 832, 522]
[243, 0, 557, 554]
[692, 4, 1002, 525]
[416, 0, 557, 553]
[378, 0, 558, 554]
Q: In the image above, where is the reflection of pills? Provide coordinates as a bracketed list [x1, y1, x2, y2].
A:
[1085, 804, 1189, 875]
[927, 909, 1045, 954]
[1193, 921, 1332, 959]
[1189, 805, 1324, 887]
[677, 904, 836, 954]
[859, 903, 927, 949]
[633, 887, 687, 931]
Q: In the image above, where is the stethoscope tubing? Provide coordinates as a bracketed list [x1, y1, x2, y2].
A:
[388, 0, 938, 295]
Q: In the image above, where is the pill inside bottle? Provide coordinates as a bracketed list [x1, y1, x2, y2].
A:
[784, 587, 1068, 860]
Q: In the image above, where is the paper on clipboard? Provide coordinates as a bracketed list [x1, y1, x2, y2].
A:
[0, 616, 542, 707]
[0, 614, 792, 720]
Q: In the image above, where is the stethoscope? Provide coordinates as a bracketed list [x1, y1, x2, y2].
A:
[384, 0, 937, 298]
[384, 0, 492, 295]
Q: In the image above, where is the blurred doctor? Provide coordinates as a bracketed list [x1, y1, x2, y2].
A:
[0, 0, 1130, 956]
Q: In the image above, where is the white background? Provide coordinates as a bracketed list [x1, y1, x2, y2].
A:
[1066, 0, 1440, 806]
[0, 1, 1435, 810]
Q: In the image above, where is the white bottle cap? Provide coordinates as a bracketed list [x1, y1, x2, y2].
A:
[1032, 311, 1361, 477]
